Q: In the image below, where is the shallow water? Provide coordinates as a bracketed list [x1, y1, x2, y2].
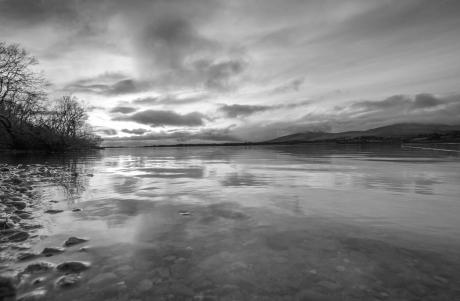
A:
[2, 144, 460, 300]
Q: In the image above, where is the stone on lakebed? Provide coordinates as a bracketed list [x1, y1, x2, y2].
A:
[44, 209, 63, 214]
[56, 261, 91, 273]
[42, 247, 65, 257]
[23, 262, 55, 274]
[63, 236, 88, 247]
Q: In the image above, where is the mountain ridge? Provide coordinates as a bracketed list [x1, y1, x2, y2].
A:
[267, 123, 460, 144]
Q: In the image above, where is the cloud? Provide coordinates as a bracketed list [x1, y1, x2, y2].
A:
[131, 2, 248, 91]
[110, 106, 137, 114]
[131, 93, 208, 105]
[65, 78, 150, 95]
[412, 93, 444, 109]
[312, 93, 460, 132]
[107, 127, 239, 142]
[219, 104, 270, 118]
[114, 109, 204, 127]
[121, 128, 149, 135]
[93, 127, 118, 136]
[218, 100, 311, 118]
[195, 59, 247, 91]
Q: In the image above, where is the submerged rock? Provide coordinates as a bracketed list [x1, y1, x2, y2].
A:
[63, 236, 88, 247]
[41, 247, 65, 257]
[23, 262, 55, 274]
[44, 209, 63, 214]
[55, 274, 81, 288]
[16, 289, 47, 301]
[9, 201, 27, 210]
[56, 261, 91, 273]
[0, 219, 15, 230]
[17, 252, 39, 261]
[7, 231, 29, 242]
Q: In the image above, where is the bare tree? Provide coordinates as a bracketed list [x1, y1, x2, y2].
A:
[48, 96, 87, 138]
[0, 42, 46, 124]
[0, 41, 100, 150]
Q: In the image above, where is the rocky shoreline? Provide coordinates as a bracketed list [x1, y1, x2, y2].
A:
[0, 164, 91, 301]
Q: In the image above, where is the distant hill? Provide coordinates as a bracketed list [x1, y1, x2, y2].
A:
[267, 123, 460, 144]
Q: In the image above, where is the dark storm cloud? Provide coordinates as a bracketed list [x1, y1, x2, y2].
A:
[110, 106, 137, 114]
[219, 104, 271, 118]
[121, 128, 149, 135]
[114, 110, 204, 127]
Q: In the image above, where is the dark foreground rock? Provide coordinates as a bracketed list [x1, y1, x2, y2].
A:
[56, 261, 91, 273]
[23, 262, 55, 274]
[42, 247, 65, 257]
[63, 237, 88, 247]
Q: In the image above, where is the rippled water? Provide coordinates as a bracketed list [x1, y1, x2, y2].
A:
[2, 145, 460, 300]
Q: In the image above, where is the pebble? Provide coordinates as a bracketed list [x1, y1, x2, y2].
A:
[57, 261, 91, 273]
[7, 231, 29, 242]
[55, 274, 81, 288]
[41, 247, 65, 257]
[17, 213, 32, 220]
[10, 201, 27, 210]
[64, 236, 88, 247]
[24, 262, 55, 274]
[17, 252, 39, 261]
[44, 209, 63, 214]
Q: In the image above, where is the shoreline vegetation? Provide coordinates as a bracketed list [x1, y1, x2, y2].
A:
[0, 42, 101, 152]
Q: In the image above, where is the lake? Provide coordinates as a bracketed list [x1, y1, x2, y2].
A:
[1, 144, 460, 300]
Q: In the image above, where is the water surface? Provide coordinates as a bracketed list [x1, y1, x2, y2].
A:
[2, 145, 460, 300]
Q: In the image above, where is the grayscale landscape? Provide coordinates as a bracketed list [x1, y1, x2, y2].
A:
[1, 1, 460, 300]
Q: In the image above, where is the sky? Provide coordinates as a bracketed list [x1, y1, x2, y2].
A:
[1, 0, 460, 144]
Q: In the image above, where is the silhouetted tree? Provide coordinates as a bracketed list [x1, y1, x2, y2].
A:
[0, 42, 46, 124]
[0, 41, 100, 150]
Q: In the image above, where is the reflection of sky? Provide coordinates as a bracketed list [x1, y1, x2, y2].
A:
[33, 146, 460, 245]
